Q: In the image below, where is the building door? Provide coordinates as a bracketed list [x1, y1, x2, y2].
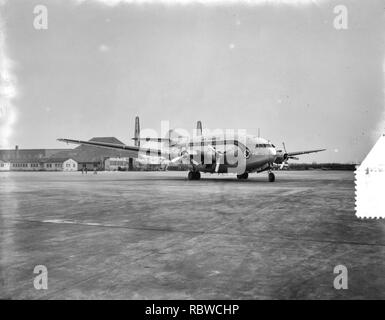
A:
[129, 158, 133, 170]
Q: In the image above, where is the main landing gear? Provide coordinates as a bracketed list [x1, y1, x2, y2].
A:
[268, 171, 275, 182]
[188, 171, 201, 180]
[237, 172, 249, 180]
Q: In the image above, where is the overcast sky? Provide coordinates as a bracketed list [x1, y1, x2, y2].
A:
[0, 0, 384, 163]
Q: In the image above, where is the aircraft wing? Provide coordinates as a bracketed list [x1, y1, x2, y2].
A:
[132, 137, 171, 143]
[287, 149, 326, 157]
[57, 138, 170, 159]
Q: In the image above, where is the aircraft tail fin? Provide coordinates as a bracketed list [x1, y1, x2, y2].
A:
[196, 120, 202, 136]
[134, 116, 140, 147]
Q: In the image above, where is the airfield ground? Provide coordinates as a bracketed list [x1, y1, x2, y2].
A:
[0, 170, 384, 299]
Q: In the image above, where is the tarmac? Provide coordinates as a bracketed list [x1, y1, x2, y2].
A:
[0, 170, 384, 299]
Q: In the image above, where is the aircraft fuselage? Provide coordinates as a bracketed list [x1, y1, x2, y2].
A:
[168, 134, 277, 174]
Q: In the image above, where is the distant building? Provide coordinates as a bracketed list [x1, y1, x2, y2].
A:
[2, 158, 77, 172]
[42, 158, 78, 171]
[104, 157, 133, 171]
[0, 145, 70, 162]
[10, 159, 41, 171]
[0, 137, 139, 172]
[0, 145, 73, 171]
[53, 137, 137, 171]
[0, 145, 81, 172]
[0, 160, 10, 171]
[136, 155, 168, 171]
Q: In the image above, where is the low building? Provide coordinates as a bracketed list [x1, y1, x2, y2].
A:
[1, 157, 77, 172]
[135, 155, 168, 171]
[10, 160, 42, 171]
[104, 157, 133, 171]
[42, 158, 78, 171]
[0, 146, 73, 172]
[0, 160, 10, 171]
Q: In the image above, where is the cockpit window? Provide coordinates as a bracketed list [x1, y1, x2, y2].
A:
[256, 144, 272, 148]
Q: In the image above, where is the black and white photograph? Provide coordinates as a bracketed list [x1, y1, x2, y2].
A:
[0, 0, 385, 305]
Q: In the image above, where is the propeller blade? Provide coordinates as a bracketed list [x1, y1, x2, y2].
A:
[170, 155, 184, 164]
[170, 150, 199, 166]
[208, 144, 224, 173]
[191, 159, 199, 166]
[208, 144, 219, 155]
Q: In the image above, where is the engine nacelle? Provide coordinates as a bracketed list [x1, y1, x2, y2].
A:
[274, 150, 288, 164]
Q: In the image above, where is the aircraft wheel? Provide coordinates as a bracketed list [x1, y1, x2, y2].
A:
[188, 171, 200, 180]
[268, 172, 275, 182]
[237, 172, 248, 180]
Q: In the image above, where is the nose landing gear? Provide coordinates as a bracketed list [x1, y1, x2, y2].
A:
[268, 171, 275, 182]
[188, 171, 201, 180]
